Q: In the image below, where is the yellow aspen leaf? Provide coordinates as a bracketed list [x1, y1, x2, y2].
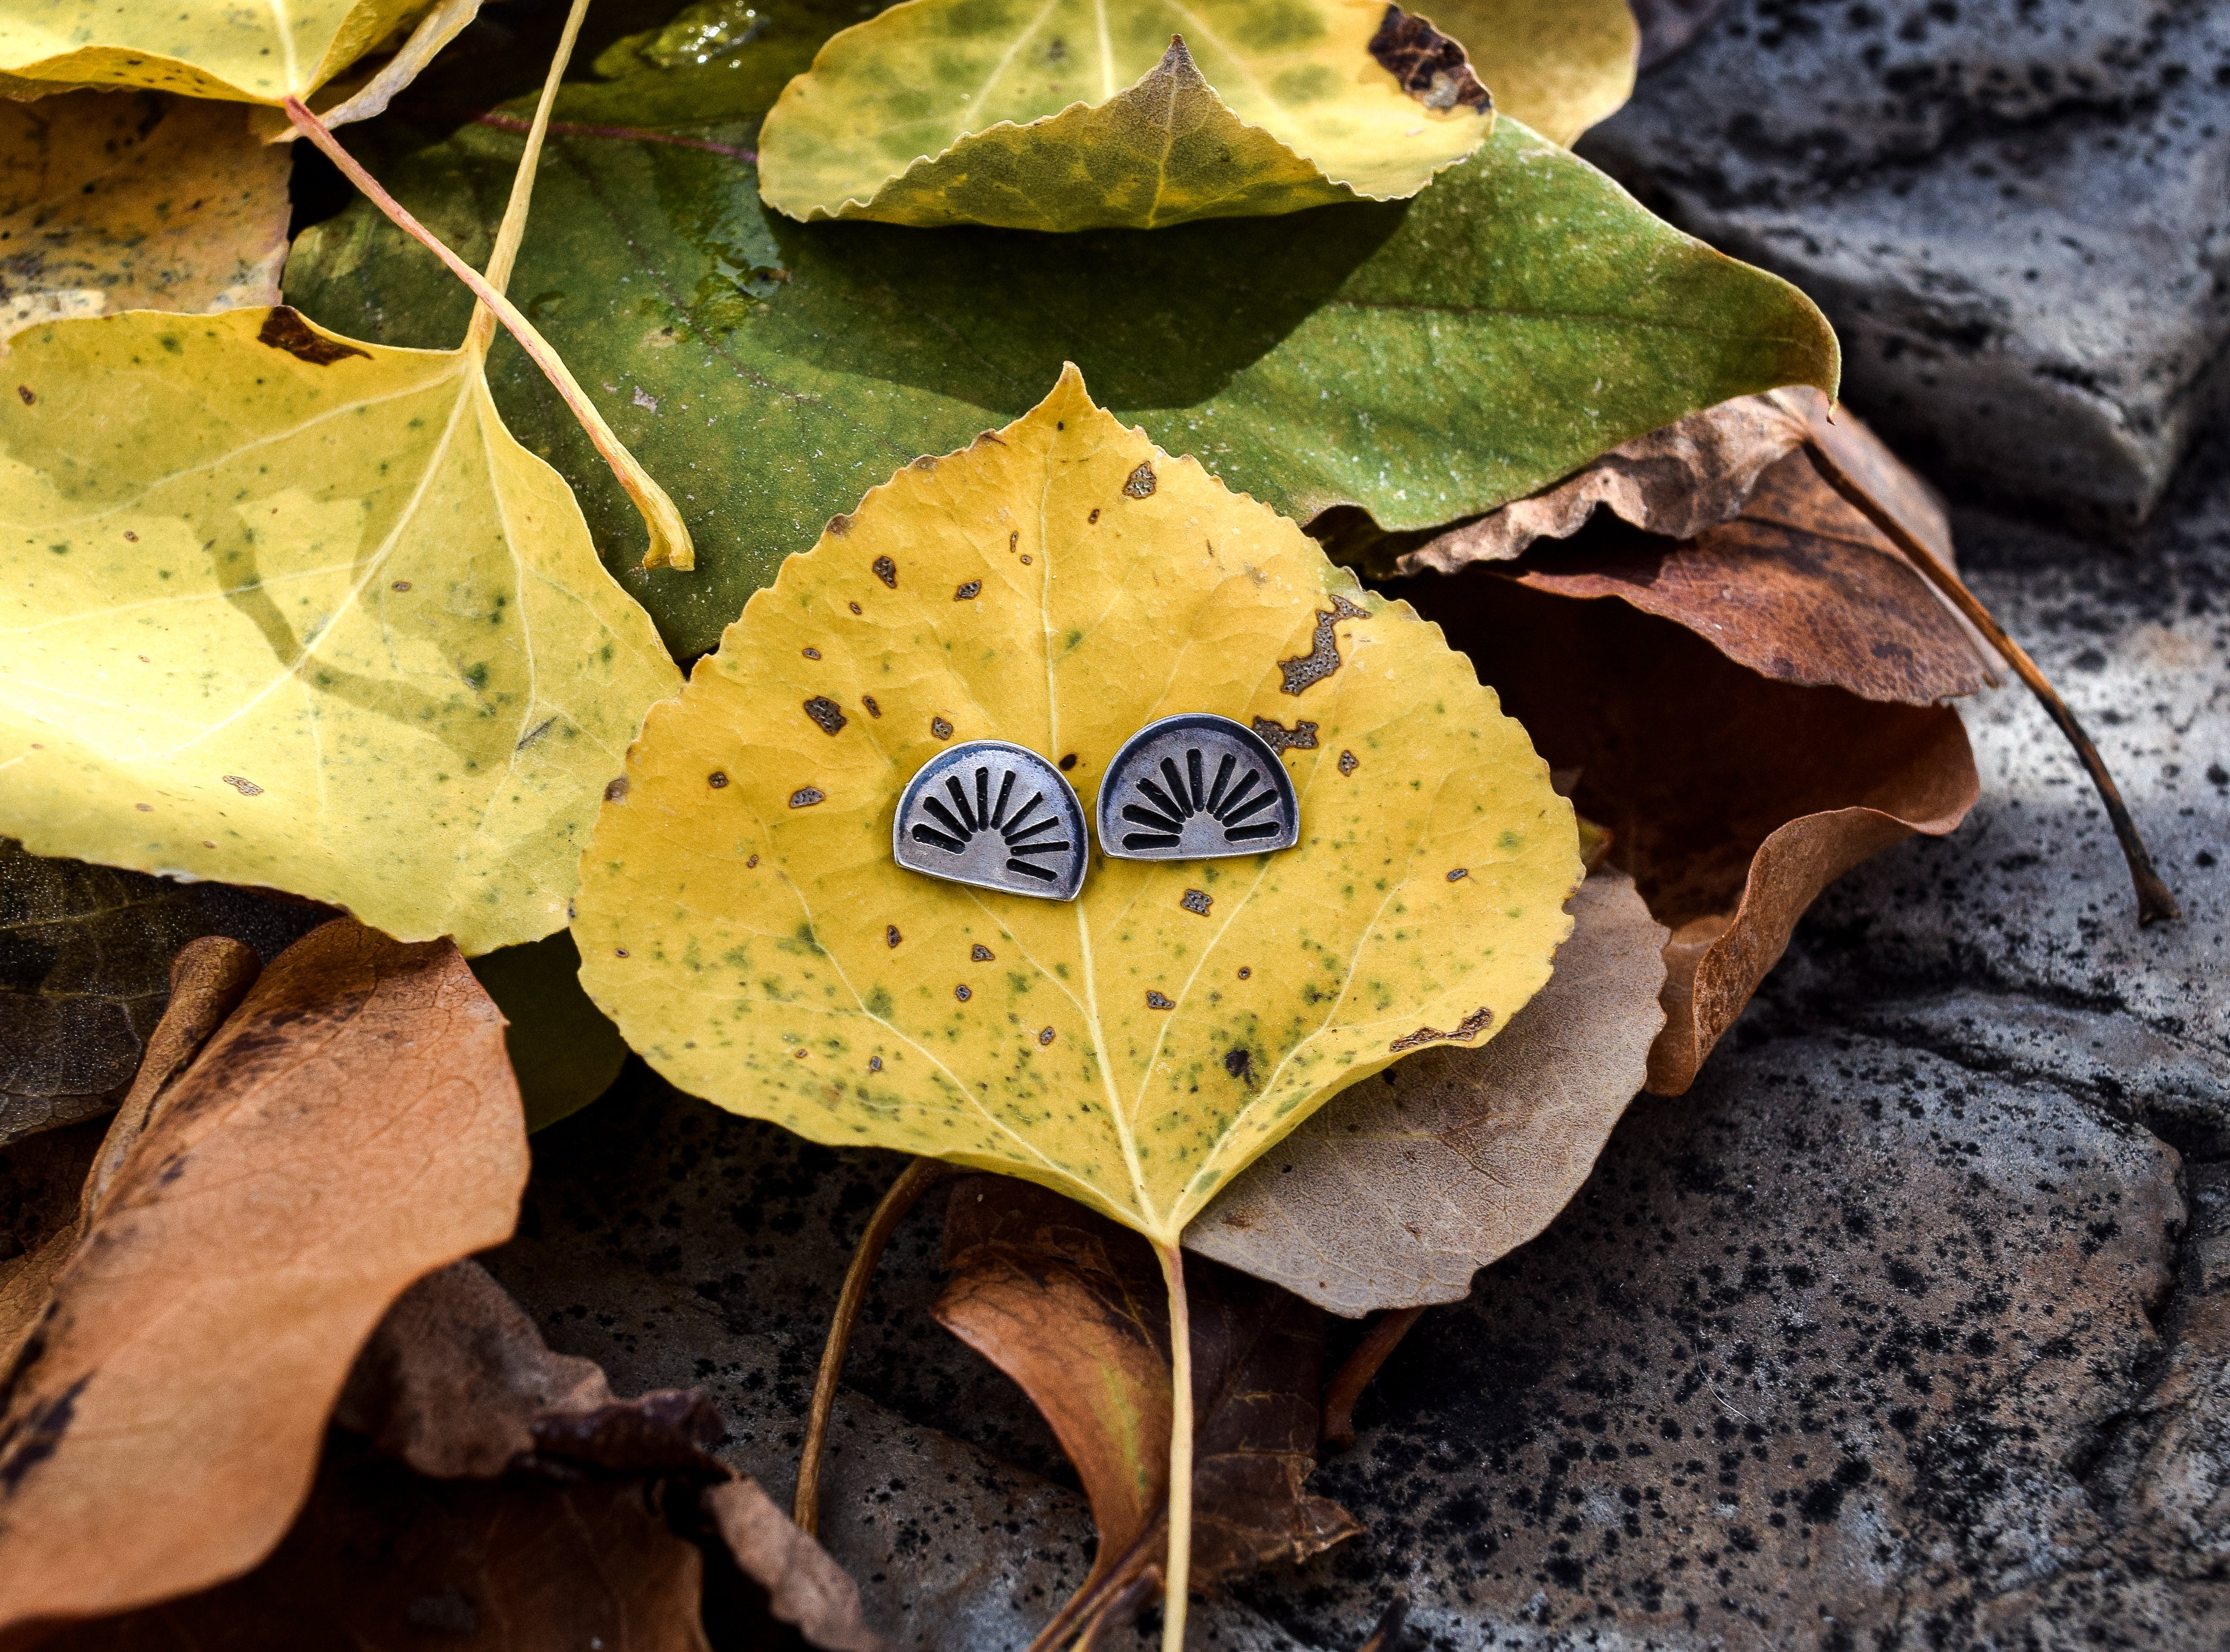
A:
[0, 0, 466, 107]
[0, 306, 679, 954]
[756, 0, 1493, 231]
[1433, 0, 1638, 145]
[573, 366, 1581, 1244]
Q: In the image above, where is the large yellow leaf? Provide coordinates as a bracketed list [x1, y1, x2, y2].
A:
[0, 306, 679, 953]
[573, 366, 1580, 1243]
[756, 0, 1493, 231]
[0, 0, 447, 105]
[1432, 0, 1636, 145]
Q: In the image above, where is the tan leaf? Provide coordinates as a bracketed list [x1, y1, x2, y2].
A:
[0, 93, 288, 342]
[703, 1478, 886, 1652]
[933, 1176, 1358, 1640]
[1405, 570, 1979, 1096]
[0, 919, 528, 1637]
[1186, 869, 1667, 1314]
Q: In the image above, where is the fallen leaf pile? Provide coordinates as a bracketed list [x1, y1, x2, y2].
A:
[0, 0, 2182, 1642]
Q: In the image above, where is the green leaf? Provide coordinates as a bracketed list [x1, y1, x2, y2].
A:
[756, 0, 1491, 230]
[571, 368, 1581, 1244]
[0, 0, 455, 104]
[0, 307, 679, 954]
[287, 77, 1836, 662]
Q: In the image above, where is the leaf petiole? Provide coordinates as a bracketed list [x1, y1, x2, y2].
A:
[282, 65, 696, 570]
[1155, 1238, 1195, 1652]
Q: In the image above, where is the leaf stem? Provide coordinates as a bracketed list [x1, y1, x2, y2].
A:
[793, 1157, 957, 1535]
[472, 0, 594, 346]
[1155, 1238, 1194, 1652]
[282, 95, 697, 570]
[1320, 1304, 1426, 1452]
[1799, 441, 2178, 925]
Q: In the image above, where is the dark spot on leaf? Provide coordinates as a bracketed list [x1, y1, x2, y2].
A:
[1339, 749, 1359, 776]
[1252, 716, 1318, 752]
[1369, 4, 1492, 111]
[391, 580, 410, 592]
[972, 943, 994, 962]
[1238, 966, 1251, 979]
[1147, 991, 1175, 1009]
[788, 787, 825, 808]
[871, 554, 895, 585]
[955, 984, 971, 1001]
[827, 512, 852, 537]
[0, 1373, 90, 1492]
[954, 581, 981, 601]
[1008, 531, 1019, 552]
[1059, 753, 1078, 771]
[14, 385, 32, 405]
[1124, 462, 1157, 499]
[1182, 888, 1212, 916]
[746, 854, 758, 868]
[887, 925, 902, 948]
[604, 776, 628, 802]
[1388, 1004, 1493, 1053]
[256, 307, 370, 365]
[1224, 1047, 1255, 1083]
[1447, 867, 1467, 881]
[1088, 508, 1100, 525]
[849, 601, 862, 614]
[803, 696, 847, 735]
[869, 1056, 882, 1071]
[614, 948, 629, 958]
[220, 775, 262, 796]
[861, 695, 881, 718]
[801, 646, 821, 660]
[1038, 1026, 1055, 1045]
[793, 1048, 808, 1059]
[708, 771, 730, 788]
[910, 454, 937, 471]
[1278, 595, 1367, 695]
[931, 716, 954, 740]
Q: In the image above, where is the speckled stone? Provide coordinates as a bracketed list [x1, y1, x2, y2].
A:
[1578, 0, 2230, 530]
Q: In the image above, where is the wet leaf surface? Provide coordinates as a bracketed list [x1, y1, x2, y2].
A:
[0, 93, 290, 339]
[286, 62, 1835, 660]
[758, 0, 1490, 230]
[1188, 869, 1666, 1314]
[0, 307, 679, 953]
[1401, 571, 1978, 1094]
[574, 368, 1579, 1242]
[935, 1174, 1359, 1634]
[0, 920, 527, 1636]
[0, 838, 328, 1148]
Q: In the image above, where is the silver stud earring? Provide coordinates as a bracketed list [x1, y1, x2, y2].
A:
[894, 741, 1087, 901]
[1098, 714, 1300, 861]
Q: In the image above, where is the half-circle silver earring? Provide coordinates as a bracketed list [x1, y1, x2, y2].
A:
[1097, 714, 1300, 861]
[893, 740, 1087, 901]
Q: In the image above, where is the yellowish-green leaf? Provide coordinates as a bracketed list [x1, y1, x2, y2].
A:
[0, 0, 468, 106]
[756, 0, 1492, 231]
[573, 367, 1580, 1245]
[1431, 0, 1636, 145]
[0, 91, 291, 340]
[0, 306, 679, 954]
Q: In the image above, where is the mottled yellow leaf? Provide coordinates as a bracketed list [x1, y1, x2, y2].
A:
[0, 92, 290, 340]
[573, 367, 1580, 1244]
[0, 306, 679, 953]
[757, 0, 1492, 231]
[0, 0, 460, 106]
[1431, 0, 1637, 145]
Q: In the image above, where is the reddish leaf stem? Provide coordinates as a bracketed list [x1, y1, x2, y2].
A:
[793, 1157, 958, 1535]
[1800, 441, 2178, 925]
[1321, 1305, 1427, 1452]
[1155, 1238, 1195, 1652]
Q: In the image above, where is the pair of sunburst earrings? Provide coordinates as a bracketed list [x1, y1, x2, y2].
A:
[891, 713, 1302, 903]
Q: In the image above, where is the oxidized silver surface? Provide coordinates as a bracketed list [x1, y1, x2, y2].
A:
[1098, 714, 1300, 861]
[893, 741, 1086, 901]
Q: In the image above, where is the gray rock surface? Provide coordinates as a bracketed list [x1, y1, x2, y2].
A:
[1577, 0, 2230, 531]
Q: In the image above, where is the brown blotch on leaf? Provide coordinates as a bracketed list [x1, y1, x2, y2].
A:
[1368, 4, 1492, 112]
[1088, 508, 1101, 525]
[869, 1055, 882, 1071]
[871, 553, 895, 585]
[257, 307, 371, 365]
[1339, 750, 1359, 776]
[803, 696, 848, 736]
[910, 454, 938, 471]
[793, 1048, 808, 1059]
[827, 512, 853, 537]
[1124, 463, 1158, 499]
[1238, 966, 1252, 980]
[931, 716, 954, 740]
[972, 944, 995, 962]
[1252, 716, 1318, 753]
[861, 694, 881, 718]
[604, 776, 628, 802]
[1446, 867, 1467, 881]
[220, 775, 263, 797]
[1278, 595, 1367, 695]
[1038, 1027, 1055, 1046]
[1059, 753, 1078, 772]
[801, 646, 821, 660]
[1223, 1047, 1255, 1084]
[955, 984, 972, 1002]
[390, 580, 409, 592]
[788, 787, 825, 808]
[746, 854, 759, 868]
[1182, 889, 1213, 916]
[1147, 991, 1175, 1010]
[954, 581, 982, 601]
[886, 925, 902, 948]
[615, 947, 628, 957]
[849, 601, 862, 615]
[1388, 1004, 1494, 1054]
[708, 771, 730, 789]
[1008, 530, 1020, 553]
[15, 384, 33, 405]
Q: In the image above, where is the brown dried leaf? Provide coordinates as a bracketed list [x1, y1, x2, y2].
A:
[933, 1177, 1358, 1637]
[1186, 870, 1668, 1315]
[703, 1478, 885, 1652]
[0, 920, 528, 1639]
[0, 93, 288, 338]
[1402, 572, 1978, 1096]
[1510, 450, 1993, 705]
[41, 1435, 711, 1652]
